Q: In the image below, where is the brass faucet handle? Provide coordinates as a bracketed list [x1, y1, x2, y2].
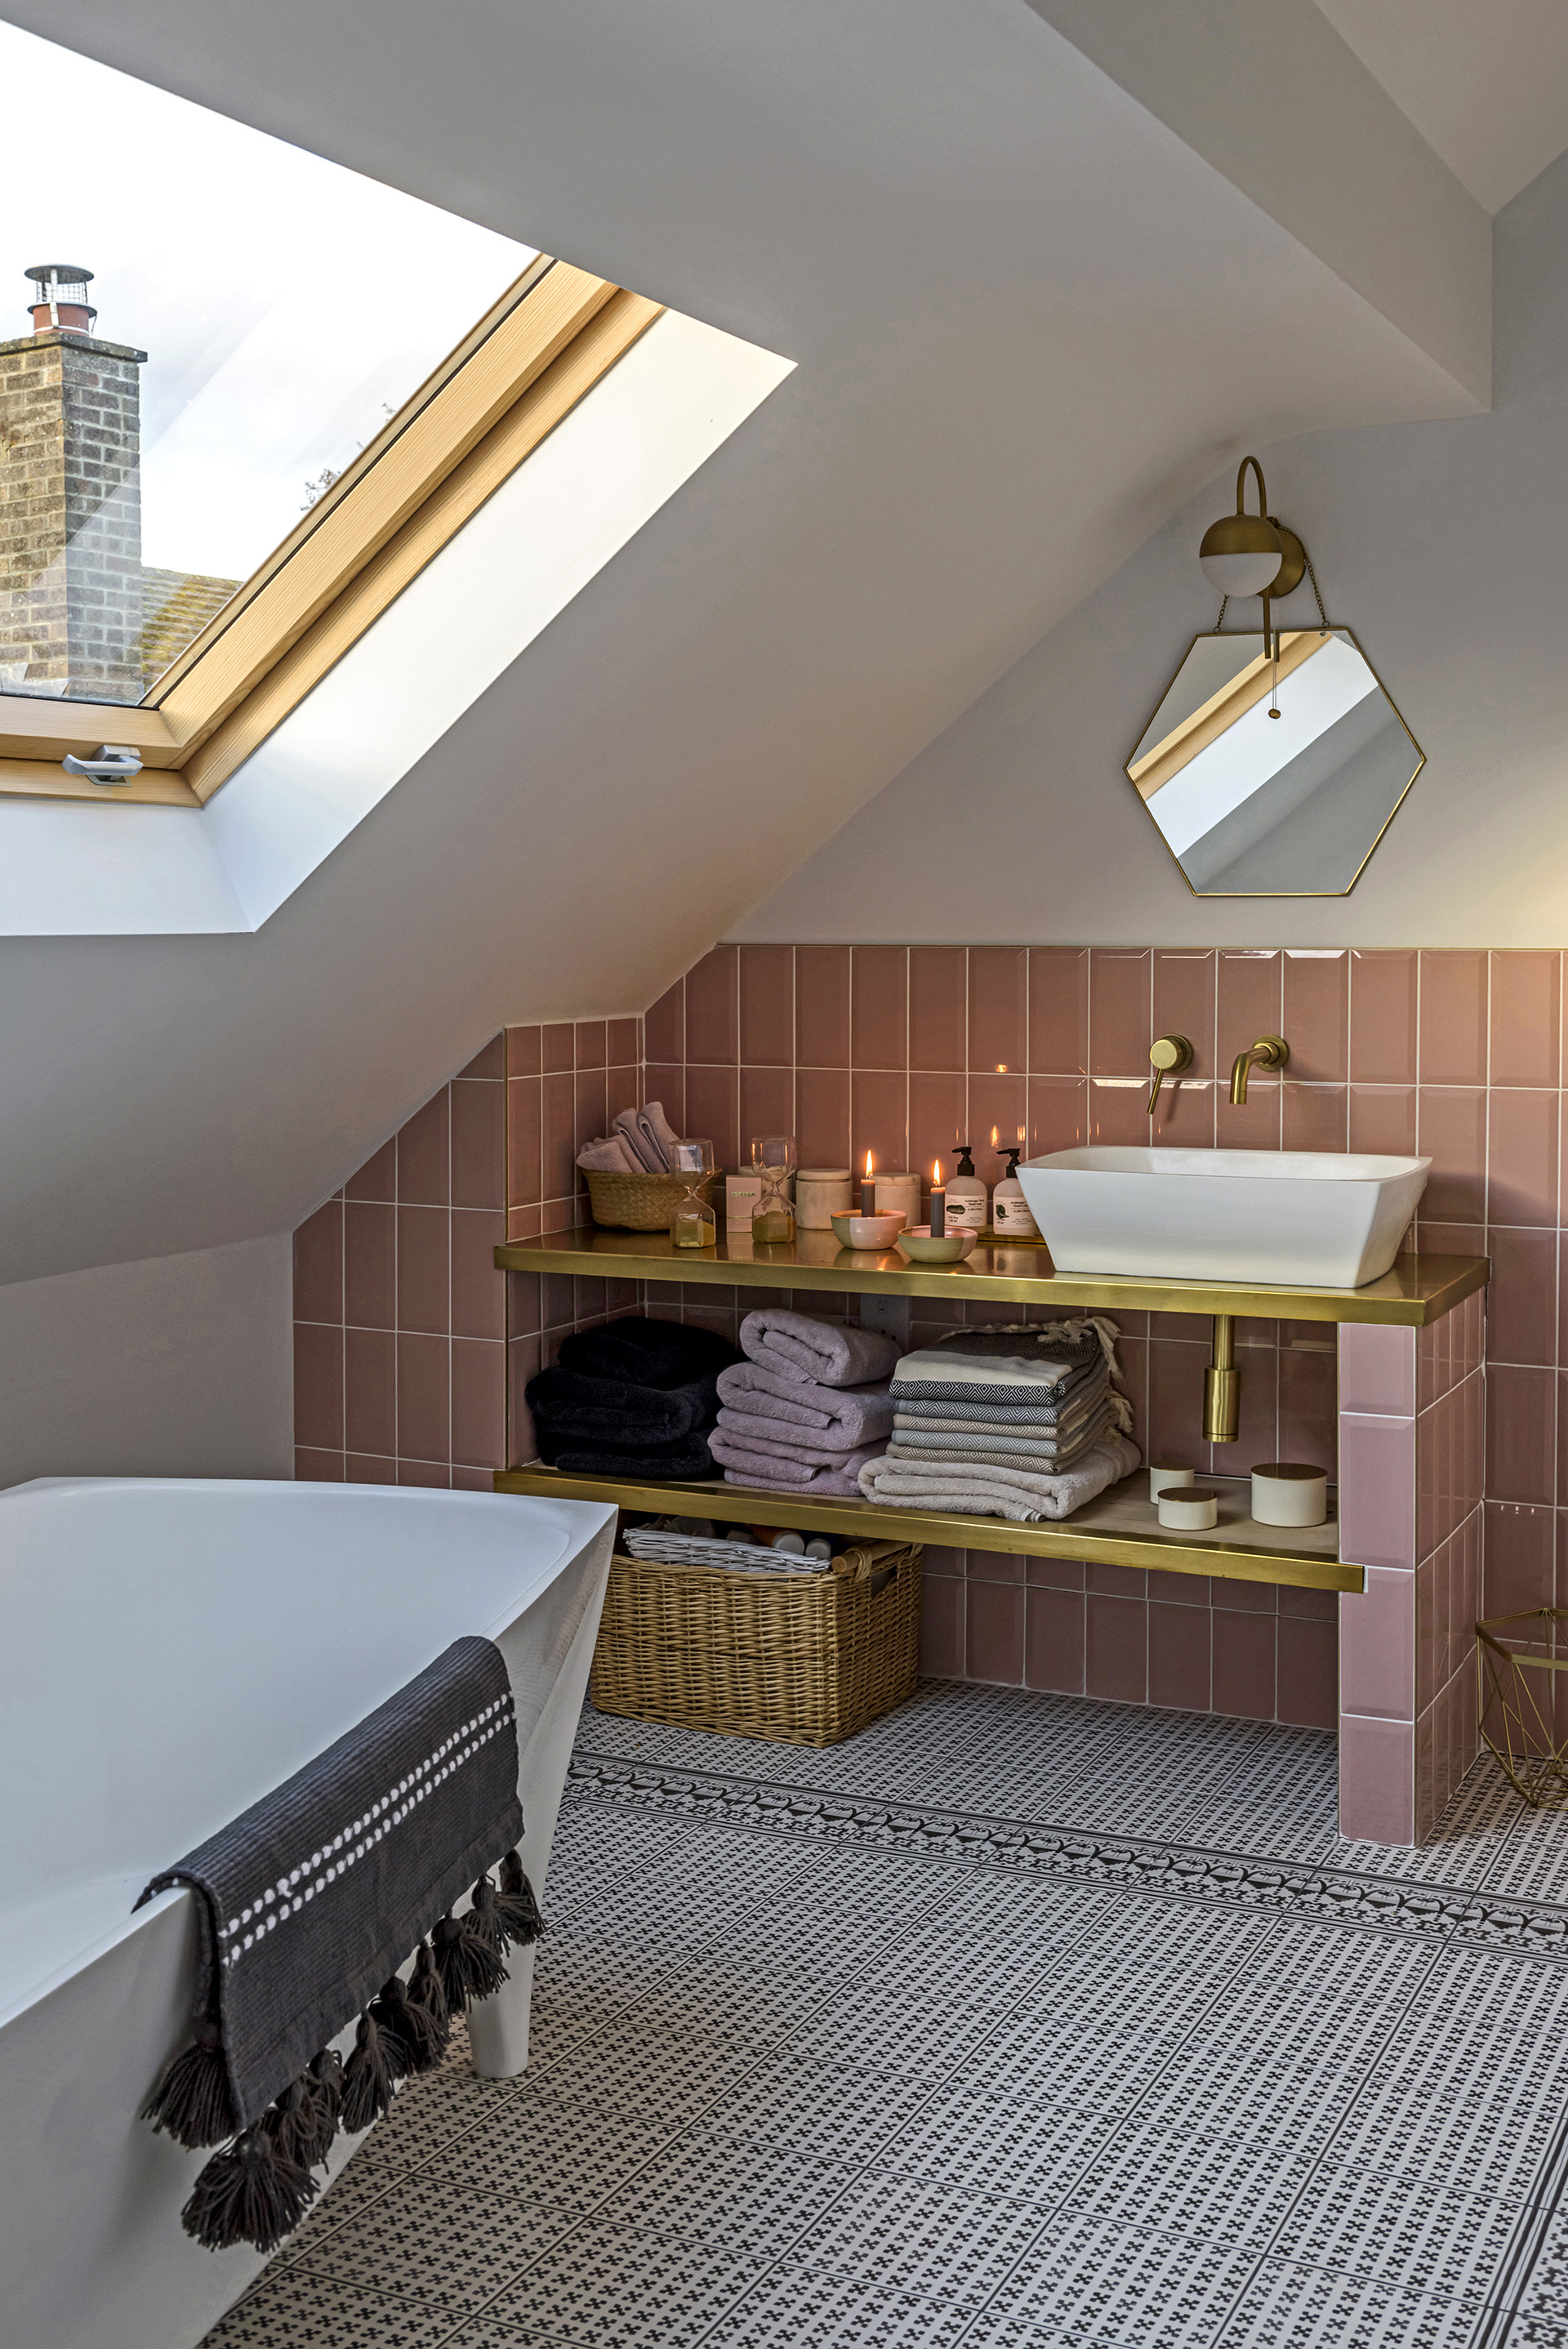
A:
[1147, 1033, 1194, 1114]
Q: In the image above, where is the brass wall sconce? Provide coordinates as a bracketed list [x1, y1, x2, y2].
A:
[1127, 454, 1423, 896]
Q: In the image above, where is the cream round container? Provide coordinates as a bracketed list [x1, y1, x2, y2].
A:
[1158, 1486, 1220, 1531]
[1149, 1459, 1196, 1503]
[795, 1167, 854, 1228]
[830, 1210, 905, 1250]
[1250, 1462, 1329, 1527]
[873, 1172, 922, 1226]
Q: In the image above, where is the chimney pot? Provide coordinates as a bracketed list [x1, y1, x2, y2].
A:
[24, 262, 97, 337]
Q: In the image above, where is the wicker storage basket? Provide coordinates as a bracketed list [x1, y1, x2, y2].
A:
[584, 1170, 717, 1230]
[590, 1537, 922, 1746]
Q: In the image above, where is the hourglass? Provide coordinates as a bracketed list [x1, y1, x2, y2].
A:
[751, 1134, 796, 1244]
[670, 1137, 716, 1247]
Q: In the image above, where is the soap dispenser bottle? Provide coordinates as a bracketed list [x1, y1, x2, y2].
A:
[991, 1131, 1040, 1238]
[945, 1142, 989, 1231]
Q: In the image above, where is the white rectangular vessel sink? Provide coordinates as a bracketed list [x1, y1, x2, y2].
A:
[1018, 1147, 1432, 1288]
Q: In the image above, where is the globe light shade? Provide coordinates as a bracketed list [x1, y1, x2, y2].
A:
[1199, 510, 1283, 597]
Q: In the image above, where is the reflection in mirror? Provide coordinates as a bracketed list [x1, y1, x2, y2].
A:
[1127, 629, 1423, 896]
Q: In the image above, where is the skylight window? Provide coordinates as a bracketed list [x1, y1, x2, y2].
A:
[0, 20, 536, 707]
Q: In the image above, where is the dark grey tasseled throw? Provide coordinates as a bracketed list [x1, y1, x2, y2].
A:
[137, 1636, 545, 2255]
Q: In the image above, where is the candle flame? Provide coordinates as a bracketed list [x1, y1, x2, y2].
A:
[996, 1063, 1007, 1073]
[863, 1148, 874, 1178]
[991, 1125, 999, 1148]
[932, 1158, 943, 1185]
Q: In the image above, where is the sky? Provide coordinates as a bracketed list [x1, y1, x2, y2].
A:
[0, 21, 537, 582]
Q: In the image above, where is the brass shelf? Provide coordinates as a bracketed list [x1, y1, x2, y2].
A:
[494, 1465, 1357, 1592]
[494, 1228, 1488, 1328]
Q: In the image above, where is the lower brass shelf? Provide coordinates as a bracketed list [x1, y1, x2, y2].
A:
[493, 1465, 1358, 1591]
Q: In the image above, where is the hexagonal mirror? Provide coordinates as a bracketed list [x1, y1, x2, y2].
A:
[1127, 627, 1423, 896]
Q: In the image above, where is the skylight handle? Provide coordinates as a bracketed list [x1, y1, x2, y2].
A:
[61, 745, 144, 786]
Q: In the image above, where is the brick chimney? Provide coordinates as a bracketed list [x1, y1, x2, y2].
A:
[0, 265, 149, 702]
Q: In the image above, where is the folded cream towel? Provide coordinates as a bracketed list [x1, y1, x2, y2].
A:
[739, 1308, 902, 1388]
[858, 1429, 1141, 1522]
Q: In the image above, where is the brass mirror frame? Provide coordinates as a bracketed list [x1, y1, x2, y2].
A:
[1125, 623, 1425, 899]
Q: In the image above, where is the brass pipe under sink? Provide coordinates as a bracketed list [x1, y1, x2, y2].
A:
[1204, 1313, 1240, 1443]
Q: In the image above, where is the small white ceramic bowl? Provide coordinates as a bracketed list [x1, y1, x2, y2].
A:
[895, 1226, 978, 1264]
[830, 1210, 906, 1250]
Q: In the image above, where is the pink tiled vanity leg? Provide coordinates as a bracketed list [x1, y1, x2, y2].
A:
[1336, 1292, 1485, 1844]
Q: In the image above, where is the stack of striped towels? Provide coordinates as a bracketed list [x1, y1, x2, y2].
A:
[708, 1308, 902, 1498]
[858, 1317, 1140, 1522]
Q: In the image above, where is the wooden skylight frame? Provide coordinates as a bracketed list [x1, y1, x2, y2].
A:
[0, 259, 663, 808]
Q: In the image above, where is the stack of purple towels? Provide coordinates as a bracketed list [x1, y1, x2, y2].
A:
[708, 1308, 902, 1498]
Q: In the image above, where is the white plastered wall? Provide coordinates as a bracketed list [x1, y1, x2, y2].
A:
[0, 1235, 292, 1491]
[733, 149, 1568, 951]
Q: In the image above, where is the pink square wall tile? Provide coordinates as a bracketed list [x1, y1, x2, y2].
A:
[969, 947, 1027, 1073]
[1419, 952, 1488, 1085]
[541, 1023, 574, 1073]
[1489, 1089, 1558, 1226]
[1276, 1617, 1337, 1730]
[1488, 1365, 1555, 1505]
[574, 1020, 606, 1072]
[1284, 952, 1348, 1084]
[346, 1139, 396, 1202]
[293, 1322, 342, 1451]
[1026, 1586, 1085, 1693]
[966, 1580, 1026, 1683]
[294, 1201, 343, 1326]
[852, 947, 908, 1068]
[344, 1326, 396, 1457]
[1339, 1413, 1416, 1570]
[685, 947, 738, 1064]
[1029, 1077, 1088, 1157]
[740, 946, 795, 1066]
[1339, 1565, 1416, 1720]
[1218, 950, 1282, 1075]
[506, 1079, 541, 1210]
[1339, 1322, 1415, 1417]
[968, 1074, 1029, 1180]
[1490, 951, 1561, 1087]
[911, 947, 966, 1073]
[1338, 1714, 1415, 1845]
[1283, 1085, 1347, 1153]
[608, 1016, 639, 1068]
[451, 1339, 506, 1469]
[1418, 1089, 1486, 1222]
[920, 1577, 965, 1677]
[1348, 951, 1417, 1083]
[1089, 1078, 1152, 1147]
[1029, 948, 1089, 1075]
[505, 1025, 541, 1077]
[911, 1072, 965, 1192]
[1148, 1602, 1211, 1711]
[1218, 1078, 1282, 1151]
[644, 982, 684, 1064]
[796, 947, 850, 1068]
[1086, 1593, 1147, 1702]
[1486, 1227, 1557, 1365]
[451, 1079, 504, 1210]
[852, 1071, 909, 1179]
[1152, 951, 1215, 1079]
[798, 1068, 852, 1170]
[295, 1448, 344, 1483]
[1211, 1611, 1276, 1720]
[1089, 949, 1150, 1076]
[1349, 1085, 1417, 1157]
[1486, 1500, 1555, 1614]
[397, 1089, 449, 1206]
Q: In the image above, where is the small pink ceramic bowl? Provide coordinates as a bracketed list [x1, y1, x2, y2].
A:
[831, 1210, 906, 1250]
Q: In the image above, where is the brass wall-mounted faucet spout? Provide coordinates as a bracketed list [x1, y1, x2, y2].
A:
[1147, 1035, 1194, 1114]
[1230, 1034, 1289, 1106]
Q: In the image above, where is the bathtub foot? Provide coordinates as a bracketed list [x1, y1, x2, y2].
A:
[467, 1944, 534, 2078]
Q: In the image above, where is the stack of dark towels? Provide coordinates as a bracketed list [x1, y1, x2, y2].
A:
[524, 1317, 741, 1479]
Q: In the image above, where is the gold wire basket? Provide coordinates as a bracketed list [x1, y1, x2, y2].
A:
[590, 1538, 922, 1746]
[1477, 1609, 1568, 1807]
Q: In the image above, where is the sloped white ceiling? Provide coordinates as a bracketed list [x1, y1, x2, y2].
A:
[0, 0, 1496, 1281]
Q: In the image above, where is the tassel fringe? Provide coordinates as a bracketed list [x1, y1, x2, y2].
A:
[144, 2016, 238, 2150]
[181, 2125, 317, 2253]
[341, 2011, 398, 2133]
[433, 1908, 508, 2011]
[497, 1849, 546, 1947]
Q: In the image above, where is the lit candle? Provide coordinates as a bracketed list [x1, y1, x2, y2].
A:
[929, 1157, 946, 1238]
[861, 1148, 875, 1217]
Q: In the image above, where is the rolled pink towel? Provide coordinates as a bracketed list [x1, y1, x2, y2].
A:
[576, 1134, 643, 1174]
[715, 1360, 894, 1447]
[738, 1308, 901, 1389]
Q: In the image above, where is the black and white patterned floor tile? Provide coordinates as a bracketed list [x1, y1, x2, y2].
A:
[207, 1683, 1568, 2347]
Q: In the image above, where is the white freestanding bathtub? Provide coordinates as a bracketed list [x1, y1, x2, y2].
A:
[0, 1477, 616, 2349]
